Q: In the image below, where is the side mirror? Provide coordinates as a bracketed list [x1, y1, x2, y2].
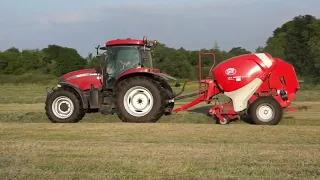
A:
[95, 45, 100, 56]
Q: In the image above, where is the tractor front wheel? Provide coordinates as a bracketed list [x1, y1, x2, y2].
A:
[45, 88, 85, 123]
[249, 96, 283, 125]
[115, 76, 165, 123]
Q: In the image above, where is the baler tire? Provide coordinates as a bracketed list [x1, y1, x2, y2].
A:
[215, 115, 230, 125]
[249, 96, 283, 125]
[45, 88, 85, 123]
[115, 76, 165, 123]
[240, 112, 254, 124]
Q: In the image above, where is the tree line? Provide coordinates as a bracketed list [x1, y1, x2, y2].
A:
[0, 14, 319, 84]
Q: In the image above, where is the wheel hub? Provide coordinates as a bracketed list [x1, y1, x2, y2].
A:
[220, 117, 228, 124]
[131, 93, 149, 110]
[60, 103, 69, 112]
[52, 96, 74, 119]
[123, 86, 154, 117]
[256, 104, 275, 122]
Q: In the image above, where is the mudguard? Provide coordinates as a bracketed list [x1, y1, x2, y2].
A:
[47, 82, 89, 109]
[117, 68, 177, 82]
[116, 69, 176, 95]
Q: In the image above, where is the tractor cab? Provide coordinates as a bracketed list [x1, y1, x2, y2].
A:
[95, 37, 158, 89]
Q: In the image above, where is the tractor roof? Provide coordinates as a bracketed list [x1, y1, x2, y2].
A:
[105, 38, 144, 46]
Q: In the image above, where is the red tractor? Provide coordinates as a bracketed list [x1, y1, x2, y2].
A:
[45, 36, 310, 125]
[45, 36, 176, 123]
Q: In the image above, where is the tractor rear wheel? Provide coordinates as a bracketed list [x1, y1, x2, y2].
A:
[159, 81, 175, 115]
[115, 76, 165, 123]
[45, 88, 85, 123]
[249, 96, 283, 125]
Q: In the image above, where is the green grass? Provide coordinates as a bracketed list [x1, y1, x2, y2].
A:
[0, 83, 319, 179]
[0, 84, 49, 104]
[0, 123, 319, 179]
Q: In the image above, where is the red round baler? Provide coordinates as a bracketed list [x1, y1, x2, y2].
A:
[173, 52, 310, 125]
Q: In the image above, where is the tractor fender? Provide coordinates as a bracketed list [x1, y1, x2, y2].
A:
[55, 82, 89, 109]
[116, 71, 176, 83]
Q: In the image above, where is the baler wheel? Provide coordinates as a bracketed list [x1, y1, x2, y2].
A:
[215, 115, 230, 125]
[115, 76, 165, 123]
[249, 96, 283, 125]
[45, 88, 85, 123]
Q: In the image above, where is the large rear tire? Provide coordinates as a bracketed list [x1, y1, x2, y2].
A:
[115, 76, 165, 123]
[249, 96, 283, 125]
[45, 88, 85, 123]
[159, 81, 175, 115]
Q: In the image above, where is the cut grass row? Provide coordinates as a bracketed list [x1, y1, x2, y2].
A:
[0, 83, 319, 125]
[1, 83, 320, 104]
[0, 101, 319, 126]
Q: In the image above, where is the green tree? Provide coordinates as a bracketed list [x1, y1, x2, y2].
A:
[42, 45, 87, 76]
[255, 46, 265, 53]
[308, 19, 320, 70]
[228, 47, 251, 56]
[262, 14, 320, 81]
[284, 15, 317, 76]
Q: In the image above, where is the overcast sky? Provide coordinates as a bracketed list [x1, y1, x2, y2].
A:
[0, 0, 319, 57]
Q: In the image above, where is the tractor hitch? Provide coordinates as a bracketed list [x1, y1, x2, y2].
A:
[174, 91, 206, 101]
[172, 80, 192, 99]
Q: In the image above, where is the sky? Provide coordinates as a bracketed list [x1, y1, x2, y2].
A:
[0, 0, 319, 57]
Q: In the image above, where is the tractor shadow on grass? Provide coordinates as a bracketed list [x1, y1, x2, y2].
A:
[187, 106, 211, 115]
[187, 106, 254, 125]
[282, 116, 296, 120]
[188, 106, 297, 125]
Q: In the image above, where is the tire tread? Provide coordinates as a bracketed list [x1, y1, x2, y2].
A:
[115, 75, 165, 123]
[249, 96, 283, 125]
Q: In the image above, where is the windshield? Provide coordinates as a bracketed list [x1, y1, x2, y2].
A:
[106, 45, 141, 76]
[141, 49, 153, 69]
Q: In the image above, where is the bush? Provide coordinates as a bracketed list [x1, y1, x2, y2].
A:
[0, 73, 58, 85]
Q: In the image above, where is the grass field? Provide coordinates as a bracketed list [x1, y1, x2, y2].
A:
[0, 83, 319, 179]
